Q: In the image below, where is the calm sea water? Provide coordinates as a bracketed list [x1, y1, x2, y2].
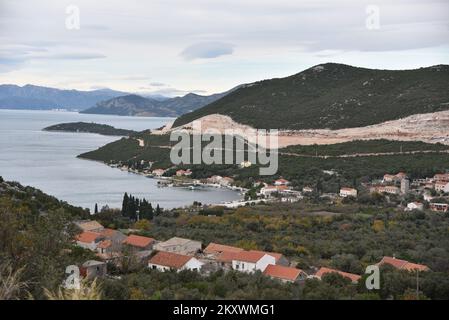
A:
[0, 109, 241, 211]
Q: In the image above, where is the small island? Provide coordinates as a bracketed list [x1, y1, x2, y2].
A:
[43, 122, 137, 136]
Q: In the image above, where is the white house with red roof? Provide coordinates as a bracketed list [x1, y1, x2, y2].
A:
[430, 203, 449, 212]
[263, 265, 308, 283]
[152, 169, 166, 177]
[434, 173, 449, 182]
[377, 256, 429, 272]
[176, 169, 192, 177]
[148, 251, 203, 272]
[123, 234, 156, 251]
[435, 181, 449, 193]
[314, 267, 361, 283]
[232, 250, 276, 273]
[75, 231, 104, 251]
[274, 178, 290, 186]
[340, 187, 358, 198]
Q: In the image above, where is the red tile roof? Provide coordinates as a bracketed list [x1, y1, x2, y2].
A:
[97, 240, 112, 249]
[378, 256, 429, 272]
[217, 251, 240, 263]
[233, 250, 267, 263]
[76, 231, 102, 243]
[315, 267, 361, 283]
[204, 243, 244, 255]
[149, 251, 192, 269]
[123, 234, 155, 248]
[251, 250, 284, 263]
[100, 228, 117, 238]
[263, 264, 304, 282]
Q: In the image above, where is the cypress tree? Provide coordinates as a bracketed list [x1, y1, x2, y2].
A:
[122, 193, 129, 217]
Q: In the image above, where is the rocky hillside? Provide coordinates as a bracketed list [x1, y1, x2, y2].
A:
[173, 63, 449, 130]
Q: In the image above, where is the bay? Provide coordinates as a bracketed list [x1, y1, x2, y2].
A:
[0, 109, 241, 212]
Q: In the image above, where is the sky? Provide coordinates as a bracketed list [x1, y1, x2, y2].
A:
[0, 0, 448, 96]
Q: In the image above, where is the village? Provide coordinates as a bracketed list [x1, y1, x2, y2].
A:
[110, 160, 449, 213]
[74, 219, 430, 285]
[155, 166, 449, 212]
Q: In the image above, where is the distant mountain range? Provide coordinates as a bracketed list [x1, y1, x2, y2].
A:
[0, 83, 237, 117]
[173, 63, 449, 130]
[81, 88, 238, 117]
[0, 84, 127, 110]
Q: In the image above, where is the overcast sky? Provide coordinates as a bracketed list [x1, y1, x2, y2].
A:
[1, 0, 448, 96]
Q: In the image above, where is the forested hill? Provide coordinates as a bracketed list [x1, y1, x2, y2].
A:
[0, 176, 89, 217]
[43, 122, 137, 136]
[173, 63, 449, 130]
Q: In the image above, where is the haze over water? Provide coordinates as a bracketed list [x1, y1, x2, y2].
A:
[0, 109, 241, 212]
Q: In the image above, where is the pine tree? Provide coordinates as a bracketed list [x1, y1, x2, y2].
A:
[155, 204, 162, 216]
[122, 193, 129, 217]
[94, 203, 98, 214]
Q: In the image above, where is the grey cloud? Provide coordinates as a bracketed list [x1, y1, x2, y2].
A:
[180, 42, 234, 60]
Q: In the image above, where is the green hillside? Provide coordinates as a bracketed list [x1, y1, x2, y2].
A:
[79, 134, 449, 190]
[173, 63, 449, 130]
[43, 122, 136, 136]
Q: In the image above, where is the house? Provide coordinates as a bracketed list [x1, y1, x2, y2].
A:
[370, 185, 400, 195]
[202, 242, 244, 269]
[396, 172, 408, 180]
[429, 203, 449, 212]
[204, 243, 243, 256]
[314, 267, 361, 284]
[152, 169, 166, 177]
[406, 202, 424, 211]
[340, 187, 357, 198]
[123, 234, 156, 251]
[383, 172, 407, 183]
[263, 265, 307, 283]
[176, 169, 192, 176]
[74, 220, 104, 233]
[80, 260, 107, 280]
[100, 228, 126, 250]
[274, 178, 290, 186]
[260, 185, 290, 197]
[377, 256, 429, 272]
[154, 237, 202, 255]
[435, 181, 449, 193]
[433, 173, 449, 182]
[148, 251, 204, 272]
[250, 250, 289, 266]
[75, 231, 104, 251]
[383, 174, 396, 183]
[425, 182, 435, 189]
[302, 186, 314, 193]
[232, 251, 276, 273]
[97, 240, 113, 256]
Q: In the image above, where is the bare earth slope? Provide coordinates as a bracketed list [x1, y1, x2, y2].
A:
[169, 110, 449, 148]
